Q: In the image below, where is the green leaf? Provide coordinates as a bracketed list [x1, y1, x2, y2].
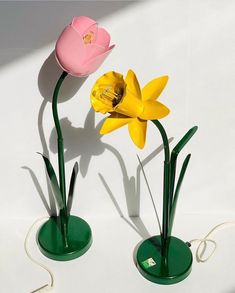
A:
[38, 153, 64, 209]
[67, 162, 79, 215]
[169, 126, 198, 212]
[172, 126, 198, 155]
[169, 154, 191, 236]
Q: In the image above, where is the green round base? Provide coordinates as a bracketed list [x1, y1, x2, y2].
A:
[135, 235, 192, 285]
[37, 215, 92, 261]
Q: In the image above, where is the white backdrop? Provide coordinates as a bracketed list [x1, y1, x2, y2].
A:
[1, 1, 235, 292]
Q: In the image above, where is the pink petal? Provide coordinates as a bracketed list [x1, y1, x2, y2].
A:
[85, 43, 106, 61]
[55, 52, 85, 77]
[81, 45, 115, 75]
[95, 27, 111, 49]
[71, 16, 97, 36]
[55, 26, 86, 74]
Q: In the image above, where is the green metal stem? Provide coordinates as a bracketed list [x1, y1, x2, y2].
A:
[52, 71, 68, 246]
[152, 120, 170, 256]
[168, 154, 191, 236]
[169, 152, 177, 214]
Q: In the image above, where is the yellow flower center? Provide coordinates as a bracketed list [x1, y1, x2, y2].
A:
[93, 86, 124, 109]
[83, 31, 94, 44]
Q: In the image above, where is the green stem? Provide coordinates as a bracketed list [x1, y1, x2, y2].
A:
[169, 152, 177, 215]
[152, 120, 170, 256]
[52, 71, 68, 246]
[169, 154, 191, 235]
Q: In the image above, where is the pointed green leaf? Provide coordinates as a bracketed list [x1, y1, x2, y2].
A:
[38, 153, 64, 209]
[67, 162, 79, 215]
[169, 154, 191, 236]
[172, 126, 198, 155]
[169, 126, 198, 212]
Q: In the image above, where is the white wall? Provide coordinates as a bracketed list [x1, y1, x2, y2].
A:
[1, 0, 234, 220]
[1, 1, 235, 292]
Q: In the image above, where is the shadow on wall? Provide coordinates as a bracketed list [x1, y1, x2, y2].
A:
[22, 165, 57, 216]
[98, 138, 173, 239]
[37, 51, 88, 160]
[38, 51, 88, 103]
[49, 109, 106, 177]
[0, 1, 135, 69]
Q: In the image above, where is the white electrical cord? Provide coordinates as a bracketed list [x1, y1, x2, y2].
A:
[189, 221, 235, 263]
[24, 217, 54, 292]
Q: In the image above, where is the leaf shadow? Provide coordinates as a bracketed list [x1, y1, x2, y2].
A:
[22, 166, 56, 216]
[98, 137, 174, 239]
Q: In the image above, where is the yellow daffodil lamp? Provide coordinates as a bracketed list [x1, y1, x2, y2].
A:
[37, 16, 114, 261]
[91, 70, 198, 284]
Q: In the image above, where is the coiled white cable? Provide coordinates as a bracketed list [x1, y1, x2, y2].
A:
[24, 217, 54, 292]
[189, 221, 235, 263]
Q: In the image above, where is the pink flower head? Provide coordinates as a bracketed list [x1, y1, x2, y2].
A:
[55, 16, 115, 77]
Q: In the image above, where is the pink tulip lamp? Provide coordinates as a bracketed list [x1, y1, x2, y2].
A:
[91, 70, 198, 284]
[37, 16, 114, 261]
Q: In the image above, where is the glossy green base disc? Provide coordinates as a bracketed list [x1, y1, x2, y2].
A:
[136, 235, 192, 285]
[37, 215, 92, 261]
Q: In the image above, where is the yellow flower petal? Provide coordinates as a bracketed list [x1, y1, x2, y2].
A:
[95, 71, 124, 86]
[139, 100, 170, 120]
[125, 69, 141, 99]
[91, 95, 113, 114]
[128, 118, 147, 149]
[114, 92, 144, 118]
[100, 113, 132, 134]
[141, 76, 168, 101]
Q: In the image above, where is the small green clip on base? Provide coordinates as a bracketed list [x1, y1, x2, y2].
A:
[37, 215, 92, 261]
[135, 235, 192, 285]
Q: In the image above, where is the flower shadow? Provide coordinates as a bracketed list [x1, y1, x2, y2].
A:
[49, 108, 106, 177]
[38, 50, 87, 103]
